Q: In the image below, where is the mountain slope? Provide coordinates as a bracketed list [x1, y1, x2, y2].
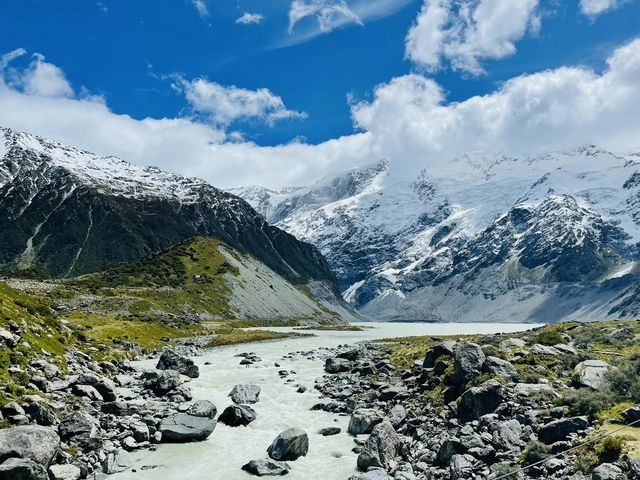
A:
[232, 147, 640, 322]
[0, 127, 337, 297]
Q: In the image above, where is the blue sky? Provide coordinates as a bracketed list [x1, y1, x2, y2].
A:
[0, 0, 639, 187]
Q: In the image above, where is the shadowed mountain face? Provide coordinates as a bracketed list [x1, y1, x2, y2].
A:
[233, 148, 640, 322]
[0, 127, 337, 290]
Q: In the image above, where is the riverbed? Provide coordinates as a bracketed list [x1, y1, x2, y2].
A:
[112, 322, 540, 480]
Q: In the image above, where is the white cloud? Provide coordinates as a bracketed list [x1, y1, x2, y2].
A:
[191, 0, 209, 18]
[19, 54, 74, 98]
[96, 2, 108, 13]
[0, 39, 639, 189]
[579, 0, 631, 17]
[0, 48, 27, 69]
[172, 76, 307, 126]
[236, 12, 264, 25]
[288, 0, 362, 33]
[406, 0, 540, 74]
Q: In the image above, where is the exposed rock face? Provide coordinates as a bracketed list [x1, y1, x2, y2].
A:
[267, 428, 309, 461]
[452, 343, 486, 385]
[538, 416, 590, 444]
[157, 350, 199, 378]
[218, 405, 256, 427]
[75, 374, 117, 402]
[457, 380, 504, 421]
[59, 410, 102, 450]
[159, 413, 216, 443]
[483, 356, 519, 382]
[0, 127, 338, 292]
[574, 360, 611, 390]
[591, 463, 624, 480]
[0, 457, 48, 480]
[241, 459, 291, 476]
[325, 357, 352, 373]
[229, 384, 261, 404]
[356, 420, 400, 471]
[0, 425, 60, 465]
[187, 400, 217, 419]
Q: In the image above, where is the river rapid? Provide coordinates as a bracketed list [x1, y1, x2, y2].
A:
[113, 322, 539, 480]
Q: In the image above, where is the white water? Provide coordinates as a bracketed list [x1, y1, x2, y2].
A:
[112, 322, 539, 480]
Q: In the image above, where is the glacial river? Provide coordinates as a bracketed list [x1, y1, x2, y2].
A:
[113, 322, 539, 480]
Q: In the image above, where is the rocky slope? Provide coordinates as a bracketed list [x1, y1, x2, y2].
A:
[233, 148, 640, 322]
[0, 127, 337, 298]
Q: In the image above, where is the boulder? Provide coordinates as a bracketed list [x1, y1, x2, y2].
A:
[130, 421, 150, 443]
[49, 464, 81, 480]
[423, 341, 456, 369]
[325, 358, 352, 374]
[159, 413, 216, 442]
[72, 385, 103, 402]
[23, 404, 55, 427]
[267, 428, 309, 461]
[622, 404, 640, 424]
[388, 404, 407, 428]
[187, 400, 217, 419]
[59, 410, 102, 450]
[492, 420, 523, 450]
[156, 350, 199, 378]
[103, 448, 133, 474]
[219, 405, 256, 427]
[151, 370, 183, 396]
[319, 427, 341, 436]
[75, 374, 117, 402]
[483, 356, 519, 382]
[453, 342, 486, 384]
[457, 380, 504, 421]
[538, 416, 590, 444]
[513, 383, 558, 400]
[229, 384, 261, 404]
[450, 454, 474, 480]
[348, 471, 392, 480]
[0, 425, 60, 465]
[437, 439, 465, 465]
[356, 420, 399, 471]
[348, 409, 383, 435]
[0, 457, 47, 480]
[591, 463, 623, 480]
[241, 459, 290, 476]
[499, 338, 526, 349]
[575, 360, 612, 391]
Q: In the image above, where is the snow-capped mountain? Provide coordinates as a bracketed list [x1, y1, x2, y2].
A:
[0, 127, 338, 294]
[232, 147, 640, 322]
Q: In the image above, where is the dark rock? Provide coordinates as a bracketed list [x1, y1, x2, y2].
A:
[267, 428, 309, 461]
[538, 416, 590, 444]
[59, 410, 102, 450]
[219, 405, 256, 427]
[621, 404, 640, 424]
[348, 409, 383, 435]
[145, 370, 182, 396]
[75, 374, 117, 402]
[325, 358, 352, 374]
[452, 342, 485, 385]
[423, 341, 456, 368]
[157, 350, 199, 378]
[450, 454, 474, 480]
[229, 384, 261, 404]
[356, 420, 399, 471]
[241, 458, 290, 476]
[437, 439, 465, 465]
[0, 457, 48, 480]
[319, 427, 341, 436]
[23, 404, 55, 427]
[0, 425, 60, 465]
[457, 380, 504, 421]
[159, 414, 216, 442]
[483, 356, 519, 382]
[101, 402, 135, 417]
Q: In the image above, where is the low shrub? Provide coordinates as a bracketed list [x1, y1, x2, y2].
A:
[536, 329, 564, 346]
[521, 441, 551, 465]
[608, 353, 640, 403]
[562, 388, 617, 418]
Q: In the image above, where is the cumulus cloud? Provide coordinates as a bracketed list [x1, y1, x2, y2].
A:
[288, 0, 362, 33]
[406, 0, 540, 74]
[20, 54, 74, 98]
[0, 39, 640, 188]
[579, 0, 631, 17]
[171, 76, 307, 126]
[191, 0, 209, 18]
[236, 12, 264, 25]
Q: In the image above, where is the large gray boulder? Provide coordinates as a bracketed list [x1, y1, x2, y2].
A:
[492, 420, 523, 450]
[356, 420, 399, 472]
[348, 409, 384, 435]
[575, 360, 611, 391]
[75, 374, 117, 402]
[219, 405, 256, 427]
[151, 370, 182, 396]
[103, 448, 133, 474]
[325, 357, 352, 373]
[450, 454, 474, 480]
[423, 341, 456, 368]
[156, 350, 199, 379]
[59, 410, 102, 450]
[0, 457, 48, 480]
[229, 384, 261, 404]
[187, 400, 217, 419]
[591, 463, 624, 480]
[159, 413, 216, 442]
[267, 428, 309, 461]
[538, 416, 590, 444]
[483, 356, 519, 383]
[457, 380, 504, 421]
[453, 342, 486, 385]
[0, 425, 60, 465]
[241, 458, 290, 476]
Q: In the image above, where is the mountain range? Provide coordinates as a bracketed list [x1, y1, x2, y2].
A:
[232, 147, 640, 322]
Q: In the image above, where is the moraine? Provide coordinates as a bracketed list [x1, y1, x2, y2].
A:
[112, 322, 536, 480]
